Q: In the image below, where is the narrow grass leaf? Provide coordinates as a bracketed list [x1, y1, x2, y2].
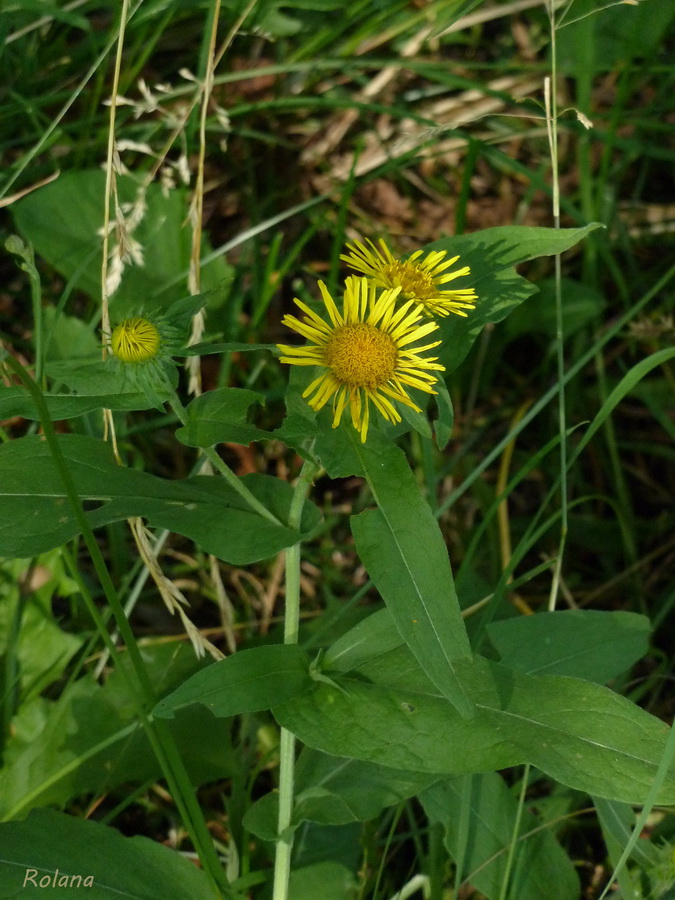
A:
[571, 346, 675, 462]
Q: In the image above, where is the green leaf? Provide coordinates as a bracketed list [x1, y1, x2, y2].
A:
[273, 651, 675, 804]
[503, 277, 604, 341]
[0, 552, 82, 703]
[486, 610, 651, 683]
[433, 378, 455, 449]
[322, 607, 403, 673]
[594, 797, 660, 870]
[0, 434, 320, 563]
[11, 170, 232, 315]
[424, 223, 603, 374]
[0, 385, 155, 420]
[571, 346, 675, 462]
[287, 862, 358, 900]
[42, 307, 100, 363]
[0, 644, 237, 821]
[176, 341, 278, 356]
[0, 808, 226, 899]
[555, 0, 675, 74]
[154, 645, 313, 719]
[421, 774, 580, 900]
[176, 388, 270, 448]
[293, 749, 438, 826]
[42, 355, 178, 414]
[346, 432, 474, 719]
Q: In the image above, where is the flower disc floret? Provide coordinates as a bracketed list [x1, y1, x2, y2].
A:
[325, 323, 398, 389]
[111, 317, 161, 363]
[341, 238, 477, 318]
[277, 276, 445, 442]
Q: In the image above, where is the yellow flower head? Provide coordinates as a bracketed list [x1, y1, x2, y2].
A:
[111, 317, 161, 363]
[341, 238, 477, 319]
[106, 305, 193, 410]
[277, 276, 445, 442]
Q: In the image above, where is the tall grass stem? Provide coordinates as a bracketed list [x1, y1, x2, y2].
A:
[545, 1, 568, 612]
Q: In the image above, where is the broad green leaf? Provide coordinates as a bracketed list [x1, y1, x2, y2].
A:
[154, 645, 313, 719]
[273, 651, 675, 804]
[0, 644, 237, 821]
[323, 607, 403, 673]
[0, 808, 226, 899]
[11, 170, 232, 314]
[555, 0, 675, 74]
[42, 307, 100, 363]
[0, 434, 320, 563]
[176, 387, 270, 448]
[287, 862, 357, 900]
[0, 552, 82, 702]
[272, 366, 322, 456]
[421, 774, 580, 900]
[275, 654, 518, 776]
[424, 223, 603, 374]
[486, 610, 651, 683]
[245, 751, 437, 838]
[0, 385, 155, 420]
[45, 358, 162, 394]
[293, 749, 438, 826]
[346, 432, 473, 718]
[503, 277, 604, 341]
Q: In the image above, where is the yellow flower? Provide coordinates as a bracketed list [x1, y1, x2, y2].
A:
[341, 238, 477, 318]
[277, 276, 445, 442]
[111, 317, 161, 363]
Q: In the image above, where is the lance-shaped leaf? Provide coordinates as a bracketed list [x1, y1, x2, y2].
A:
[273, 650, 675, 805]
[334, 431, 474, 719]
[154, 645, 313, 719]
[0, 808, 231, 898]
[425, 223, 604, 374]
[176, 387, 271, 447]
[0, 433, 320, 563]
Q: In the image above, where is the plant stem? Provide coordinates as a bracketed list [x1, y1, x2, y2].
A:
[545, 1, 568, 611]
[166, 388, 284, 527]
[499, 764, 530, 900]
[272, 456, 317, 900]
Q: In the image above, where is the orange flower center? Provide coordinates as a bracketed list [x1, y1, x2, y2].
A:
[383, 261, 436, 300]
[325, 323, 397, 389]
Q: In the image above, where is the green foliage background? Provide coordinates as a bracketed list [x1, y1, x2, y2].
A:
[0, 1, 674, 898]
